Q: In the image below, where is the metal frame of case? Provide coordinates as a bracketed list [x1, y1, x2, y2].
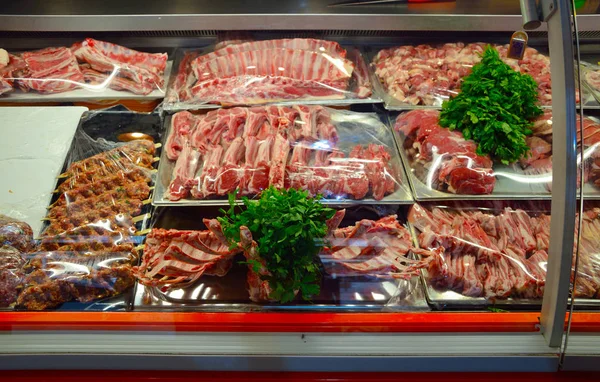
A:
[0, 0, 599, 373]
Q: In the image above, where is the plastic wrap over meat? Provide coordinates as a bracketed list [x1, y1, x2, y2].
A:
[0, 245, 26, 307]
[520, 111, 600, 191]
[164, 38, 373, 108]
[372, 43, 555, 107]
[0, 49, 14, 95]
[133, 219, 240, 289]
[43, 130, 156, 249]
[161, 106, 402, 202]
[394, 109, 496, 195]
[583, 63, 600, 105]
[16, 249, 137, 310]
[320, 214, 426, 279]
[0, 39, 167, 96]
[408, 203, 550, 300]
[0, 214, 34, 252]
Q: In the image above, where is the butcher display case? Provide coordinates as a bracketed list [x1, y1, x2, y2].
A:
[0, 0, 600, 376]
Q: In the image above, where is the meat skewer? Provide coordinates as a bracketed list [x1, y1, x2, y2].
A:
[47, 188, 148, 220]
[59, 140, 156, 176]
[51, 168, 152, 207]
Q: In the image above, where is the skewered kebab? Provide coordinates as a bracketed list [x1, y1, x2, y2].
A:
[47, 190, 146, 220]
[25, 249, 138, 272]
[17, 264, 136, 310]
[61, 140, 156, 178]
[39, 239, 138, 254]
[51, 168, 152, 208]
[57, 156, 157, 193]
[41, 213, 137, 237]
[39, 223, 138, 252]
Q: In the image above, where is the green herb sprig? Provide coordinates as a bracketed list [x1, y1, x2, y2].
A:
[439, 46, 543, 164]
[217, 187, 336, 303]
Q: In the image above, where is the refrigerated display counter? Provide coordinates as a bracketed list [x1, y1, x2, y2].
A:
[0, 0, 599, 375]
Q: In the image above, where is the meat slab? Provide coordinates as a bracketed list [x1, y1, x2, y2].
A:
[164, 106, 398, 201]
[394, 109, 495, 195]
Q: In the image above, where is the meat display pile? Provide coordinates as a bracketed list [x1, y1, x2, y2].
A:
[135, 211, 425, 302]
[574, 208, 600, 298]
[520, 111, 600, 190]
[0, 39, 167, 96]
[14, 140, 157, 310]
[373, 43, 553, 106]
[409, 203, 600, 299]
[17, 250, 137, 311]
[164, 106, 397, 201]
[133, 220, 240, 288]
[134, 221, 273, 302]
[585, 66, 600, 94]
[394, 109, 496, 195]
[0, 215, 33, 307]
[167, 38, 372, 105]
[321, 214, 424, 278]
[408, 204, 550, 299]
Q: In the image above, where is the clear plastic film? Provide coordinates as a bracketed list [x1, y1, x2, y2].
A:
[163, 38, 378, 110]
[371, 43, 568, 109]
[392, 109, 600, 199]
[0, 39, 170, 101]
[155, 105, 412, 205]
[133, 205, 428, 310]
[581, 61, 600, 105]
[26, 108, 164, 310]
[0, 215, 32, 308]
[16, 249, 138, 311]
[407, 201, 551, 306]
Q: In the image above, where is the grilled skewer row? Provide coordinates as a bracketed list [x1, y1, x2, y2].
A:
[25, 249, 138, 272]
[52, 168, 152, 208]
[41, 213, 137, 237]
[48, 188, 147, 220]
[62, 140, 156, 178]
[57, 156, 156, 193]
[39, 228, 139, 251]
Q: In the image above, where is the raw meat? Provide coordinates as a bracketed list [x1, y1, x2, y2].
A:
[72, 38, 167, 88]
[373, 43, 554, 106]
[321, 214, 425, 278]
[18, 47, 83, 93]
[586, 67, 600, 92]
[395, 109, 495, 194]
[163, 106, 397, 201]
[169, 38, 371, 105]
[134, 222, 240, 288]
[408, 204, 550, 299]
[80, 64, 154, 95]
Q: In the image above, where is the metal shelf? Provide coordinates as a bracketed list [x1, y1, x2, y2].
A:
[0, 0, 598, 32]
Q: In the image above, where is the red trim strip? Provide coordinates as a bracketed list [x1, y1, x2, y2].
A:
[0, 311, 541, 332]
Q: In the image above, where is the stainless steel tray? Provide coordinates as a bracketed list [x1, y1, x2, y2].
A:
[162, 46, 382, 112]
[389, 113, 600, 201]
[406, 208, 600, 310]
[132, 205, 429, 312]
[153, 109, 414, 207]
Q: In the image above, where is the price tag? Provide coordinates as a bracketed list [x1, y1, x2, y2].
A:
[508, 31, 528, 60]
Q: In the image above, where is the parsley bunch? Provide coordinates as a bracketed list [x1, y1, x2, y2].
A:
[439, 46, 543, 164]
[218, 187, 336, 303]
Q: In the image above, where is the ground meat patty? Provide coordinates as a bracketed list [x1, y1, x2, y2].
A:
[0, 215, 33, 252]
